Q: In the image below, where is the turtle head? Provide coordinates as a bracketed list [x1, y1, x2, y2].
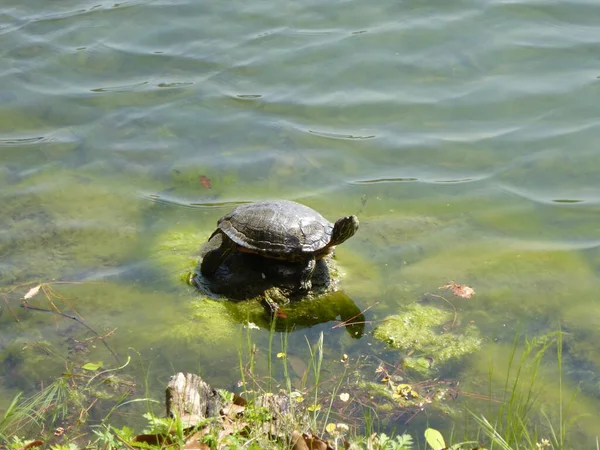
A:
[330, 215, 359, 246]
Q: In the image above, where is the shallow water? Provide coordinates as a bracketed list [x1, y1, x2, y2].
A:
[2, 0, 600, 444]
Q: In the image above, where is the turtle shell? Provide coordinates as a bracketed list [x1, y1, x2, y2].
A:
[217, 200, 334, 259]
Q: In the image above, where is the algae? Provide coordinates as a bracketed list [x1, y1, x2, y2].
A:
[148, 226, 209, 285]
[373, 303, 482, 376]
[1, 168, 146, 286]
[172, 298, 239, 346]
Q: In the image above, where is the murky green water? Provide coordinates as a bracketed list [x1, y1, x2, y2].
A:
[2, 0, 600, 444]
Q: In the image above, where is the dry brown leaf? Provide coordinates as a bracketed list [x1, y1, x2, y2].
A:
[222, 404, 245, 420]
[16, 440, 44, 450]
[133, 434, 173, 446]
[440, 281, 475, 299]
[291, 430, 310, 450]
[184, 431, 210, 450]
[23, 285, 42, 300]
[302, 432, 331, 450]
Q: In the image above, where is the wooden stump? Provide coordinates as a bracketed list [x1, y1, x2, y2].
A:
[165, 373, 224, 427]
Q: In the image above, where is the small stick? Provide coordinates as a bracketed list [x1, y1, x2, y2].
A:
[427, 293, 458, 329]
[21, 302, 120, 364]
[331, 302, 378, 330]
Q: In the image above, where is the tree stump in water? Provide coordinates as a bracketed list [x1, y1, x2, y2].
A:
[164, 373, 333, 449]
[165, 373, 224, 427]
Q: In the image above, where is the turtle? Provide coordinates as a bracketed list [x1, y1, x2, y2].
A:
[200, 200, 359, 291]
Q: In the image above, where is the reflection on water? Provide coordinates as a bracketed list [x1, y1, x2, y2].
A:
[1, 0, 600, 443]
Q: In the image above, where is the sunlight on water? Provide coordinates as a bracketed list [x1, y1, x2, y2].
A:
[1, 0, 600, 443]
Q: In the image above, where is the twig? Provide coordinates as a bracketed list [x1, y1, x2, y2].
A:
[331, 302, 378, 330]
[2, 293, 20, 322]
[77, 397, 98, 424]
[21, 302, 120, 364]
[427, 293, 458, 329]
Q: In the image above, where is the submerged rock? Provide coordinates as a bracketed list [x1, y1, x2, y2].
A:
[194, 231, 340, 302]
[149, 223, 364, 336]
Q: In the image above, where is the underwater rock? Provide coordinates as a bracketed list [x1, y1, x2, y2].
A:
[198, 200, 359, 294]
[148, 223, 364, 337]
[194, 231, 339, 302]
[226, 290, 365, 339]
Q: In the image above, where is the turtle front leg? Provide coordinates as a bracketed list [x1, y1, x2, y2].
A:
[200, 233, 236, 277]
[298, 255, 316, 292]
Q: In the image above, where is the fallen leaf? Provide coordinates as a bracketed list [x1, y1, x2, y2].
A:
[23, 285, 42, 300]
[222, 404, 245, 419]
[184, 431, 210, 450]
[301, 432, 330, 450]
[133, 434, 173, 446]
[291, 430, 309, 450]
[200, 175, 212, 189]
[16, 440, 44, 450]
[82, 361, 103, 371]
[440, 281, 475, 299]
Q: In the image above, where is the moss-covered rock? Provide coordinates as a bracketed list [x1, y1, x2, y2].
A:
[373, 303, 482, 376]
[149, 226, 209, 285]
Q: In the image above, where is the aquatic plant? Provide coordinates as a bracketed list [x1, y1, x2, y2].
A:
[373, 303, 482, 376]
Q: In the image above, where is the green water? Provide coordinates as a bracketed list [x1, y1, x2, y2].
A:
[2, 0, 600, 443]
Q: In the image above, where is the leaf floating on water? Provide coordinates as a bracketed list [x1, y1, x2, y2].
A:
[424, 428, 446, 450]
[440, 281, 475, 299]
[82, 361, 103, 371]
[23, 285, 42, 299]
[199, 175, 212, 189]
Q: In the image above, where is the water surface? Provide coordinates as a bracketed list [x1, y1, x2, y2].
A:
[1, 0, 600, 443]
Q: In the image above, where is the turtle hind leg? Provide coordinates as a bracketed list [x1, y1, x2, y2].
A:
[200, 234, 236, 277]
[298, 255, 316, 292]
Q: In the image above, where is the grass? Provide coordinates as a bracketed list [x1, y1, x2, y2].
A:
[472, 330, 580, 450]
[0, 328, 591, 450]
